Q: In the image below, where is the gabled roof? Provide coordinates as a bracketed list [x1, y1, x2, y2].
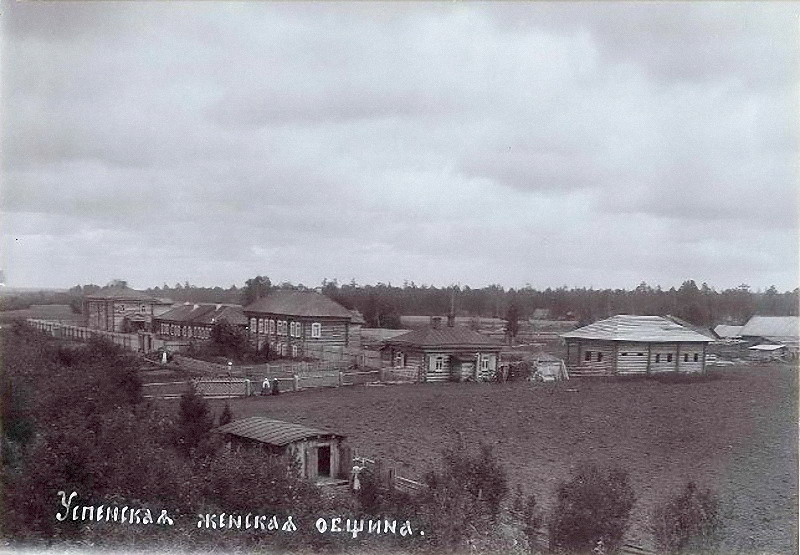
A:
[714, 324, 744, 338]
[214, 417, 343, 446]
[740, 316, 799, 339]
[156, 303, 247, 326]
[85, 286, 157, 301]
[382, 325, 502, 350]
[244, 290, 354, 319]
[561, 315, 712, 343]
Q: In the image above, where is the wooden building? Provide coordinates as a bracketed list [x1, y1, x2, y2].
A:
[83, 286, 170, 332]
[740, 316, 799, 358]
[379, 316, 502, 382]
[244, 290, 358, 357]
[215, 417, 350, 483]
[562, 315, 712, 377]
[154, 303, 247, 341]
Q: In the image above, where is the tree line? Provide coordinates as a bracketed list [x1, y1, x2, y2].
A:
[3, 277, 796, 328]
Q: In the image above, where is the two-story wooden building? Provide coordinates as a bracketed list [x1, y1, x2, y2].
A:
[154, 303, 248, 341]
[84, 285, 171, 333]
[243, 290, 358, 357]
[380, 316, 503, 382]
[562, 315, 712, 377]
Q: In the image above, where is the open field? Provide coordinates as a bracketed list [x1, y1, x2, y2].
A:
[206, 364, 798, 553]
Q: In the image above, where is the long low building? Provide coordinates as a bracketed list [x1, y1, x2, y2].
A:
[154, 303, 247, 341]
[562, 315, 712, 377]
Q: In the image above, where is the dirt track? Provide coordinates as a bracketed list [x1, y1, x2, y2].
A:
[212, 365, 798, 553]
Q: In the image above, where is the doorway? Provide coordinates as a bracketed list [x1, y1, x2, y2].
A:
[317, 445, 331, 477]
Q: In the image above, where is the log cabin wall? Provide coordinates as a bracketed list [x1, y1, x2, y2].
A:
[576, 340, 615, 375]
[676, 343, 705, 373]
[649, 342, 678, 372]
[616, 342, 649, 375]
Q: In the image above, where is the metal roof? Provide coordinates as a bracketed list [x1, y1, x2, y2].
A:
[561, 315, 712, 343]
[244, 290, 354, 319]
[382, 325, 502, 349]
[740, 316, 799, 339]
[749, 344, 787, 351]
[214, 417, 344, 446]
[85, 286, 157, 301]
[714, 324, 744, 338]
[156, 303, 247, 326]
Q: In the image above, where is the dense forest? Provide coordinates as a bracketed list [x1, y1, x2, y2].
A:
[2, 278, 797, 328]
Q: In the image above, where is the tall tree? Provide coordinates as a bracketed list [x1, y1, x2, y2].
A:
[241, 275, 272, 306]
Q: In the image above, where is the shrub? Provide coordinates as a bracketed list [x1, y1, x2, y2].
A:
[173, 385, 214, 456]
[651, 481, 722, 554]
[549, 463, 635, 554]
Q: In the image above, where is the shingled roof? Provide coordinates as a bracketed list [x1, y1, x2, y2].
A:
[214, 417, 343, 446]
[561, 315, 712, 343]
[243, 290, 354, 319]
[85, 286, 157, 301]
[383, 325, 501, 349]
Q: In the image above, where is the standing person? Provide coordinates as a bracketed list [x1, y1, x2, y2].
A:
[271, 379, 280, 396]
[261, 376, 270, 395]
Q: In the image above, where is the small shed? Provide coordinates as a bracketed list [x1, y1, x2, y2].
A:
[532, 352, 569, 382]
[215, 417, 350, 483]
[748, 344, 788, 362]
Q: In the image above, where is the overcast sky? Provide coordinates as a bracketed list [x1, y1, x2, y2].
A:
[2, 2, 798, 291]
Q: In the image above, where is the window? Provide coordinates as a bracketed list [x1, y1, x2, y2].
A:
[621, 352, 628, 356]
[250, 317, 257, 330]
[481, 356, 490, 370]
[269, 319, 275, 334]
[395, 352, 405, 367]
[667, 354, 673, 363]
[655, 354, 661, 363]
[292, 345, 298, 357]
[584, 351, 592, 361]
[694, 353, 699, 362]
[311, 323, 321, 338]
[597, 352, 604, 362]
[258, 319, 265, 334]
[435, 356, 444, 371]
[684, 353, 689, 362]
[637, 353, 644, 356]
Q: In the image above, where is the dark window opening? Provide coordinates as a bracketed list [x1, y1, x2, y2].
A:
[621, 352, 628, 356]
[684, 353, 689, 362]
[694, 353, 699, 362]
[667, 354, 673, 363]
[584, 351, 592, 361]
[597, 352, 604, 362]
[637, 353, 644, 356]
[655, 354, 661, 363]
[317, 445, 331, 477]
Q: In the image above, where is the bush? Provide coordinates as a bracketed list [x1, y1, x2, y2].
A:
[549, 463, 635, 554]
[651, 482, 722, 554]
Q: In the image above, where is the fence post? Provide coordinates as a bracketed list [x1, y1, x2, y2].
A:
[338, 371, 343, 387]
[379, 366, 385, 383]
[293, 374, 299, 392]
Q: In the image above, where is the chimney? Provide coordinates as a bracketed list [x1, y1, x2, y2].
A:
[431, 316, 442, 329]
[447, 314, 455, 327]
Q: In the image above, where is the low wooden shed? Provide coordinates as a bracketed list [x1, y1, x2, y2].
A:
[215, 417, 350, 483]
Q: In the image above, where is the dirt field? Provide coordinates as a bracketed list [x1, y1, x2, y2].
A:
[208, 365, 798, 553]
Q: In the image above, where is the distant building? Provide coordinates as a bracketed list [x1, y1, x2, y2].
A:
[740, 316, 799, 357]
[379, 316, 503, 382]
[531, 308, 551, 320]
[83, 286, 166, 332]
[561, 315, 712, 377]
[154, 303, 247, 341]
[713, 324, 744, 339]
[243, 290, 359, 357]
[215, 417, 349, 483]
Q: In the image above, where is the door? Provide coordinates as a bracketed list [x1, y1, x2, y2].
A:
[317, 445, 331, 477]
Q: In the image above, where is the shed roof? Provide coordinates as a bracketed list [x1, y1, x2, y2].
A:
[714, 324, 744, 338]
[740, 316, 799, 339]
[244, 290, 354, 319]
[382, 325, 502, 350]
[85, 286, 157, 301]
[749, 344, 787, 351]
[561, 315, 712, 343]
[214, 417, 344, 446]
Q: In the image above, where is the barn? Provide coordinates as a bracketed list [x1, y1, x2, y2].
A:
[214, 417, 350, 484]
[562, 315, 712, 377]
[379, 316, 502, 382]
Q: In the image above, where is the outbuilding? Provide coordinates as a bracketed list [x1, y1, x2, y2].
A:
[215, 417, 350, 484]
[561, 315, 712, 377]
